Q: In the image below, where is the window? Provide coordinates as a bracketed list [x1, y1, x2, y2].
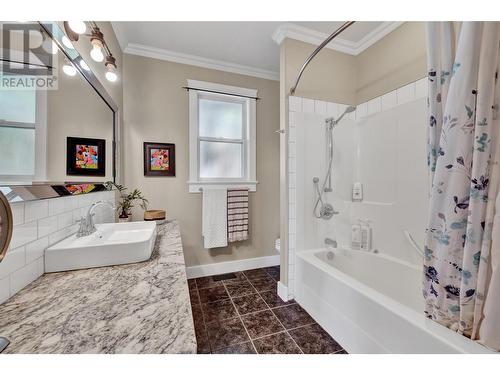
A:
[0, 79, 47, 183]
[188, 80, 257, 192]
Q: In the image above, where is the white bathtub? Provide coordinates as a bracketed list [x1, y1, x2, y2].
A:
[294, 248, 493, 353]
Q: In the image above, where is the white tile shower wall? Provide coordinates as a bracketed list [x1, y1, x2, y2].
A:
[0, 190, 116, 304]
[287, 77, 428, 296]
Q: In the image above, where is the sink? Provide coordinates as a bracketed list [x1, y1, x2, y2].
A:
[45, 221, 157, 272]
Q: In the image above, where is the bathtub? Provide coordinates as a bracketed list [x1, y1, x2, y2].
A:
[294, 248, 493, 353]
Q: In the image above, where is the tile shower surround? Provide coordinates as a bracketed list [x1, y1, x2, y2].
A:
[189, 266, 346, 354]
[0, 190, 116, 304]
[287, 78, 428, 299]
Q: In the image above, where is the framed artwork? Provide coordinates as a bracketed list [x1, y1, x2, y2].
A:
[66, 137, 106, 176]
[144, 142, 176, 177]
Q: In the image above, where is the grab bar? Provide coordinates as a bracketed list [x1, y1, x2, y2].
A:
[403, 230, 424, 257]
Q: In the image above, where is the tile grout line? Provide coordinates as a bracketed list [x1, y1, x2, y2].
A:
[197, 267, 306, 354]
[252, 269, 304, 354]
[195, 268, 345, 355]
[221, 278, 260, 354]
[194, 280, 213, 354]
[261, 267, 346, 354]
[202, 273, 272, 352]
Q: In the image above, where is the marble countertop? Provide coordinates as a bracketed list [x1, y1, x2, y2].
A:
[0, 220, 197, 354]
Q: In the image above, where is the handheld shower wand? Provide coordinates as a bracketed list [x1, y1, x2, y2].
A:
[312, 105, 356, 220]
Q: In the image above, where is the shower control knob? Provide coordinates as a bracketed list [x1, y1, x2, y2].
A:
[320, 203, 338, 220]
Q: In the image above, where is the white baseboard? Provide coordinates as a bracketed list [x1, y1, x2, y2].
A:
[185, 254, 280, 279]
[277, 281, 291, 301]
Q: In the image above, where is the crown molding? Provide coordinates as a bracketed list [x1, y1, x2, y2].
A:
[124, 43, 279, 81]
[353, 22, 405, 54]
[110, 22, 128, 52]
[272, 22, 405, 56]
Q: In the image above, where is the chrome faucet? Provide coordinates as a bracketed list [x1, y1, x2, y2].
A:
[77, 200, 115, 237]
[325, 237, 338, 248]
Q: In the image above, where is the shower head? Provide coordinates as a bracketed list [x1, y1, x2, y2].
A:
[325, 105, 357, 127]
[335, 105, 356, 124]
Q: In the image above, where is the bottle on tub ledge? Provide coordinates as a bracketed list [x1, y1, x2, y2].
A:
[351, 219, 372, 251]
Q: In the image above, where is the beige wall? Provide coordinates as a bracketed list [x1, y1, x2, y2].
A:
[46, 52, 114, 182]
[122, 53, 280, 267]
[355, 22, 427, 103]
[282, 22, 427, 104]
[283, 38, 357, 104]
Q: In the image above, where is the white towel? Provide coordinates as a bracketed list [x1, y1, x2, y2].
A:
[202, 188, 228, 249]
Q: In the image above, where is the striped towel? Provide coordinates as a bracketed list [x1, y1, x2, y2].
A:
[227, 188, 249, 242]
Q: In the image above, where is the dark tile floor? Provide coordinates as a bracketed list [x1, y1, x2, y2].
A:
[189, 266, 347, 354]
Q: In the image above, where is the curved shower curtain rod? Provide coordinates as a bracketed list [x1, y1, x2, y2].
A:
[289, 21, 356, 96]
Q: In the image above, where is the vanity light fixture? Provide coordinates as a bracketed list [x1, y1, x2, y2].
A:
[90, 29, 105, 62]
[67, 21, 87, 35]
[62, 59, 77, 76]
[62, 35, 75, 50]
[79, 59, 91, 71]
[105, 55, 117, 82]
[63, 21, 119, 82]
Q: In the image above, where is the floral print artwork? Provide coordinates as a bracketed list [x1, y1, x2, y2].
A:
[424, 21, 500, 343]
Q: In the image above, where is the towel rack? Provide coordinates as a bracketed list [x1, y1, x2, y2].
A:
[198, 187, 251, 192]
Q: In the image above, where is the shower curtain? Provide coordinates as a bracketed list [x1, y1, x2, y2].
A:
[424, 21, 500, 349]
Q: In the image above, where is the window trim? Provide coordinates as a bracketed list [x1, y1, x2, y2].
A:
[188, 80, 257, 193]
[0, 86, 47, 183]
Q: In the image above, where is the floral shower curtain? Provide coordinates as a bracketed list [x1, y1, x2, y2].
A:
[424, 21, 500, 349]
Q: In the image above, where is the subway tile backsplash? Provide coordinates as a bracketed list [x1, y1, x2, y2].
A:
[0, 190, 116, 304]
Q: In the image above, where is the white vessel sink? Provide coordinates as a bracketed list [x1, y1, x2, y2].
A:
[45, 221, 157, 272]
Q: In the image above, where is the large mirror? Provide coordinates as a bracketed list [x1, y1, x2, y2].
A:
[0, 21, 116, 186]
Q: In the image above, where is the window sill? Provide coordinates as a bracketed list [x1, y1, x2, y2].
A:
[187, 180, 258, 193]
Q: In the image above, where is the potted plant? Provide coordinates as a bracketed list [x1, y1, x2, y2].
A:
[105, 182, 149, 222]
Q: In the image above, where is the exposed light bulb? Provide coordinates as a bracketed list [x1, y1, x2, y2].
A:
[90, 44, 104, 62]
[68, 21, 86, 34]
[62, 35, 75, 49]
[43, 38, 58, 55]
[62, 61, 77, 76]
[105, 70, 117, 82]
[105, 55, 117, 82]
[79, 59, 90, 71]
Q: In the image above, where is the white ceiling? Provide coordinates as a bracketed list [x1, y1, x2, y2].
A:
[111, 21, 401, 81]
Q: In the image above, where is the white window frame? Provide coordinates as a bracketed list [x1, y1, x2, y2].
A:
[0, 79, 47, 184]
[188, 80, 257, 193]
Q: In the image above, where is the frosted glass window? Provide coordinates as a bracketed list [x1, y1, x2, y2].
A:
[199, 98, 243, 139]
[0, 88, 36, 124]
[0, 127, 35, 175]
[199, 141, 242, 179]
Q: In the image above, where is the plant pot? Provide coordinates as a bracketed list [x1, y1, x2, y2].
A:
[118, 211, 132, 223]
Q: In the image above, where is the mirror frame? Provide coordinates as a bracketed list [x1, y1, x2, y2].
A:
[0, 191, 13, 263]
